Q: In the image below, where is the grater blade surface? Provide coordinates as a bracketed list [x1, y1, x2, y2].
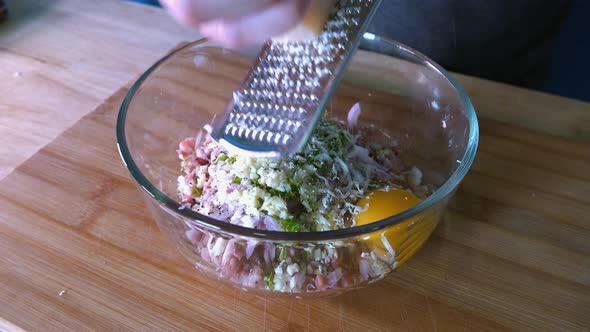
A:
[211, 0, 382, 158]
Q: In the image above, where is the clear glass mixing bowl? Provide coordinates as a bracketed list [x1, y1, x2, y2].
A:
[116, 35, 478, 298]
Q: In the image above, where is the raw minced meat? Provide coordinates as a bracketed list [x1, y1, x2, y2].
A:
[177, 118, 410, 232]
[175, 104, 434, 293]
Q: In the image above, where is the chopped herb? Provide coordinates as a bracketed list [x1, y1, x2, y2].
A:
[253, 179, 297, 200]
[231, 175, 241, 184]
[301, 250, 310, 263]
[279, 247, 288, 261]
[192, 187, 202, 197]
[227, 155, 237, 164]
[280, 217, 303, 232]
[305, 198, 318, 211]
[327, 138, 339, 151]
[269, 187, 286, 198]
[305, 172, 319, 184]
[216, 153, 227, 162]
[319, 162, 331, 175]
[338, 129, 348, 145]
[264, 271, 274, 289]
[379, 149, 390, 157]
[257, 197, 264, 207]
[369, 146, 378, 157]
[288, 178, 300, 191]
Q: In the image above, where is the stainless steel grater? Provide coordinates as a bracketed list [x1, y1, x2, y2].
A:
[210, 0, 382, 158]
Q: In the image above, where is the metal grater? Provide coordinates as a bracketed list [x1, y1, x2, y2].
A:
[210, 0, 382, 158]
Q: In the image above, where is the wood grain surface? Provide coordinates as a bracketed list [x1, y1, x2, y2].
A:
[1, 0, 590, 331]
[0, 0, 196, 180]
[1, 81, 589, 331]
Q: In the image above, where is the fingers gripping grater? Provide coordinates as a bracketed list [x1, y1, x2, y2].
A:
[210, 0, 382, 158]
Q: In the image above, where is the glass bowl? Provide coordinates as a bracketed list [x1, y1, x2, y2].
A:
[116, 36, 478, 298]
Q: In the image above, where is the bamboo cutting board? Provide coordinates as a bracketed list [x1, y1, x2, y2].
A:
[1, 88, 589, 330]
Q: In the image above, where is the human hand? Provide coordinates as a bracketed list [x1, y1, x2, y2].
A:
[160, 0, 311, 48]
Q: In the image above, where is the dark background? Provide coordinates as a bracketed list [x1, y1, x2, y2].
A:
[134, 0, 589, 102]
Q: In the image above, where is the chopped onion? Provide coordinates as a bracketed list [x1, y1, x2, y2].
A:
[194, 129, 204, 151]
[221, 238, 237, 265]
[294, 270, 306, 289]
[326, 267, 343, 288]
[359, 258, 370, 280]
[263, 242, 276, 264]
[347, 102, 362, 129]
[381, 232, 396, 261]
[245, 240, 259, 259]
[263, 216, 282, 231]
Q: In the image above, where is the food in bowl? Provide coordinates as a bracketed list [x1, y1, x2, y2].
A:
[117, 38, 478, 298]
[175, 104, 436, 292]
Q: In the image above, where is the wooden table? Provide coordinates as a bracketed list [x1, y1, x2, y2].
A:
[1, 0, 589, 331]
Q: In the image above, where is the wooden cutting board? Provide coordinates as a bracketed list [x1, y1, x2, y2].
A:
[1, 82, 589, 331]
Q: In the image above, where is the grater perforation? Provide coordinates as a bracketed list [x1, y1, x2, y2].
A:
[211, 0, 382, 158]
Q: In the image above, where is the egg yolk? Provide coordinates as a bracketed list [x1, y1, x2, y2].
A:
[355, 188, 431, 263]
[356, 189, 421, 226]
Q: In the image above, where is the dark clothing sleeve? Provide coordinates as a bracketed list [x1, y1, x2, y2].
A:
[368, 0, 571, 87]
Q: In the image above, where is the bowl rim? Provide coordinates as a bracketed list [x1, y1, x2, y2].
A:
[116, 36, 479, 241]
